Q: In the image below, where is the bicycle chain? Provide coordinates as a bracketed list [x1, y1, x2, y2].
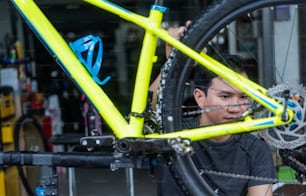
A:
[181, 104, 306, 184]
[182, 102, 251, 117]
[198, 151, 306, 184]
[200, 169, 278, 183]
[199, 168, 301, 184]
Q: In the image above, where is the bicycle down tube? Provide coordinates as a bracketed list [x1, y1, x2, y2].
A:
[11, 0, 293, 141]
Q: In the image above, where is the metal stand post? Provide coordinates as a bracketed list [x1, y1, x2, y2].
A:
[36, 166, 58, 196]
[126, 168, 134, 196]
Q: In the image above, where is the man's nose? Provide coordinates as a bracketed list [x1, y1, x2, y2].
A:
[227, 98, 244, 112]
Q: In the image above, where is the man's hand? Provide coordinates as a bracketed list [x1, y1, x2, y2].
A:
[165, 20, 192, 58]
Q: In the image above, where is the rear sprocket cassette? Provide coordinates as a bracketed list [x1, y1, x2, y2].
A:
[258, 83, 306, 149]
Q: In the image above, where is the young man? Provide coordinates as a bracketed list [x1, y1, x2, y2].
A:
[155, 55, 276, 196]
[151, 24, 277, 195]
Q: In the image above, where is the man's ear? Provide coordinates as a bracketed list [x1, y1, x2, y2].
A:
[193, 88, 206, 109]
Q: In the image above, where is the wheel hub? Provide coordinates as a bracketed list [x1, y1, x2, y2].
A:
[259, 83, 306, 149]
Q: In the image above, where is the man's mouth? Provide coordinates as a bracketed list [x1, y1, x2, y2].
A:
[224, 116, 242, 121]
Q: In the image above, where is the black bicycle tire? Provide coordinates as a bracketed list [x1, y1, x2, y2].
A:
[13, 115, 47, 196]
[160, 0, 305, 195]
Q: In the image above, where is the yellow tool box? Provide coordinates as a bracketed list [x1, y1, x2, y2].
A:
[0, 86, 15, 120]
[1, 118, 21, 196]
[1, 121, 14, 144]
[0, 86, 20, 196]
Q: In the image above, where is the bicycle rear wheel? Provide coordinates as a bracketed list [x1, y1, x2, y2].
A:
[160, 0, 306, 195]
[14, 115, 46, 196]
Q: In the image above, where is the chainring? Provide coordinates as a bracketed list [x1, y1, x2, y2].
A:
[258, 83, 306, 149]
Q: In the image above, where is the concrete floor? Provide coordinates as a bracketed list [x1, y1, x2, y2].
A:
[58, 167, 158, 196]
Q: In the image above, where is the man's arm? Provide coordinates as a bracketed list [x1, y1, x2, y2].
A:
[247, 137, 276, 196]
[248, 184, 273, 196]
[149, 21, 191, 109]
[149, 73, 161, 110]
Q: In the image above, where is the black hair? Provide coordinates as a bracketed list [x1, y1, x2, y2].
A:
[193, 53, 246, 94]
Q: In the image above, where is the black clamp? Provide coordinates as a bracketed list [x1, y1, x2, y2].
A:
[129, 112, 145, 118]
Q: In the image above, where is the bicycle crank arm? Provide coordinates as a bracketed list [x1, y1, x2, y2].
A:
[115, 138, 193, 155]
[80, 136, 173, 153]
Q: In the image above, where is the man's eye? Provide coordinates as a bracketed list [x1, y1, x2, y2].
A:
[220, 95, 230, 99]
[241, 95, 248, 99]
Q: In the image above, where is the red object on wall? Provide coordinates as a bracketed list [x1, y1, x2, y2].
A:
[42, 116, 52, 151]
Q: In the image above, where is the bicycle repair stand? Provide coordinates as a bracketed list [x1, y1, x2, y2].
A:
[0, 151, 151, 196]
[50, 133, 136, 196]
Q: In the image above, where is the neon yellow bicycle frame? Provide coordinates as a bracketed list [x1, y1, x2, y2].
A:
[11, 0, 293, 141]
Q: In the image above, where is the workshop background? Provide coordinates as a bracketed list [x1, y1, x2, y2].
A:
[1, 0, 306, 196]
[0, 1, 212, 195]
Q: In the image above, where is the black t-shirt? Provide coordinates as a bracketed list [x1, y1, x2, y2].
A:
[157, 119, 276, 196]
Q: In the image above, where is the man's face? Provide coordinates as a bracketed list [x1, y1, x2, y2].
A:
[194, 77, 249, 126]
